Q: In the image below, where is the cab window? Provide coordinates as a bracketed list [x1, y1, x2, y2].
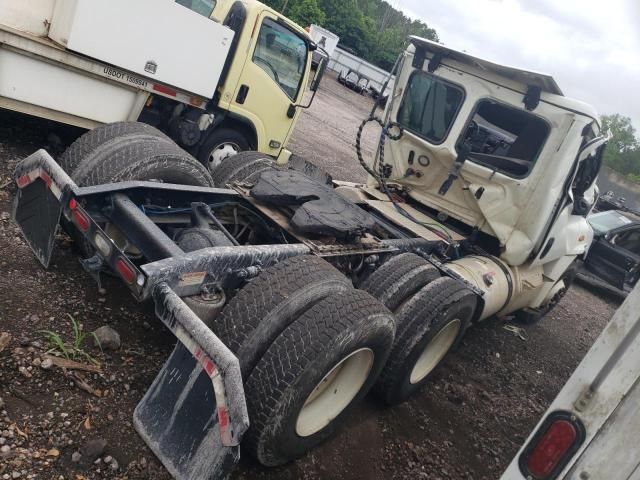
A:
[253, 18, 308, 100]
[462, 100, 550, 178]
[397, 72, 464, 144]
[175, 0, 216, 17]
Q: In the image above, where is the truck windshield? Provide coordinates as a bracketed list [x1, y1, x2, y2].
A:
[397, 72, 464, 144]
[253, 18, 308, 100]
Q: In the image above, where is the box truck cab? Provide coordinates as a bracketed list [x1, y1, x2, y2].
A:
[175, 0, 318, 169]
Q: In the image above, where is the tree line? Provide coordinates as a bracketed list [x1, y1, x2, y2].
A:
[264, 0, 438, 71]
[601, 114, 640, 184]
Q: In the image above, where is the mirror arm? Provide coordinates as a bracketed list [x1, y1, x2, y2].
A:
[287, 88, 319, 118]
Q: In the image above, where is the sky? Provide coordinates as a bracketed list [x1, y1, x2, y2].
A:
[400, 0, 640, 132]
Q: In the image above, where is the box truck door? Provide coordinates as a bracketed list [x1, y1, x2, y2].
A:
[230, 12, 309, 153]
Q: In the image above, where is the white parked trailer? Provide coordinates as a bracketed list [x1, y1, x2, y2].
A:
[308, 24, 339, 57]
[327, 47, 394, 95]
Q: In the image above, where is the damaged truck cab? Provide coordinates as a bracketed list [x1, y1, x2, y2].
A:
[345, 36, 607, 322]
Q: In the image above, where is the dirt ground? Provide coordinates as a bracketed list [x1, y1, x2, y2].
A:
[0, 73, 621, 480]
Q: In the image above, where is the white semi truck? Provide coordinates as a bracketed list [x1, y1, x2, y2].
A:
[11, 36, 608, 479]
[0, 0, 323, 172]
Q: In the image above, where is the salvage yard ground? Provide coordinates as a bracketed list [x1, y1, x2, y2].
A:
[0, 72, 620, 479]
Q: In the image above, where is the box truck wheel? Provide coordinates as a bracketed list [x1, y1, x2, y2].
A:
[58, 122, 170, 177]
[359, 253, 440, 311]
[210, 151, 275, 187]
[216, 255, 352, 379]
[198, 128, 252, 173]
[373, 276, 477, 405]
[242, 289, 395, 466]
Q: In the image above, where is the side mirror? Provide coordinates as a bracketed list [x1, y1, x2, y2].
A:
[311, 56, 327, 92]
[287, 54, 328, 117]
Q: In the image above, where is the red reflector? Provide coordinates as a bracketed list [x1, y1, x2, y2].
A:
[153, 84, 177, 97]
[69, 198, 78, 210]
[71, 209, 90, 232]
[39, 171, 52, 187]
[16, 174, 32, 188]
[527, 420, 577, 478]
[115, 258, 136, 284]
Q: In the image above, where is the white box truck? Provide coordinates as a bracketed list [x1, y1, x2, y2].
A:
[0, 0, 325, 173]
[308, 24, 339, 69]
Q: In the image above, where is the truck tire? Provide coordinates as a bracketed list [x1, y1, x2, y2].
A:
[216, 255, 352, 379]
[210, 150, 275, 188]
[65, 134, 212, 257]
[198, 128, 252, 173]
[374, 276, 477, 405]
[58, 122, 169, 176]
[73, 137, 213, 187]
[243, 289, 395, 466]
[359, 253, 440, 311]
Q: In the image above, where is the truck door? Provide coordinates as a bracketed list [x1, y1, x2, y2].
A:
[230, 12, 309, 153]
[585, 225, 640, 290]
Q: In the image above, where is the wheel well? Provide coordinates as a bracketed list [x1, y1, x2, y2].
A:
[216, 117, 258, 150]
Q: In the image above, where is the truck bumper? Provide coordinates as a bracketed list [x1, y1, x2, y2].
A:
[12, 150, 252, 479]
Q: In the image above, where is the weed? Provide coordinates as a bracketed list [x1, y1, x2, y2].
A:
[41, 314, 100, 365]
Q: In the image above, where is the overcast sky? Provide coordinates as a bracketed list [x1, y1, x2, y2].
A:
[401, 0, 640, 132]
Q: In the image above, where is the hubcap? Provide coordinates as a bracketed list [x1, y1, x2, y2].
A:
[295, 348, 374, 437]
[208, 142, 240, 171]
[409, 319, 461, 384]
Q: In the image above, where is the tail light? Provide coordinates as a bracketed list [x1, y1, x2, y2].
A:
[115, 257, 137, 284]
[68, 198, 90, 232]
[519, 411, 586, 479]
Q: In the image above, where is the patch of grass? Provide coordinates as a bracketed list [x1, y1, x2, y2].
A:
[41, 314, 100, 365]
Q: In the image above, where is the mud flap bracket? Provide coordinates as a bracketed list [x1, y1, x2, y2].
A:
[133, 283, 249, 480]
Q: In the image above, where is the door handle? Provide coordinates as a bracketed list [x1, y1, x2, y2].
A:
[236, 85, 249, 104]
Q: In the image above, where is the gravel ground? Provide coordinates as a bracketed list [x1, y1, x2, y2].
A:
[0, 74, 621, 480]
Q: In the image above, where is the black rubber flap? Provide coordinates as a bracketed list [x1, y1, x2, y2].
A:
[133, 343, 239, 480]
[134, 284, 249, 480]
[12, 179, 61, 268]
[250, 169, 375, 237]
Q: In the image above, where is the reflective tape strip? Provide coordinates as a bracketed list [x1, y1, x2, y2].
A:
[174, 326, 233, 446]
[15, 168, 63, 199]
[15, 169, 41, 188]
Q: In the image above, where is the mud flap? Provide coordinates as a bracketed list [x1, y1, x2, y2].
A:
[12, 150, 73, 268]
[134, 283, 249, 480]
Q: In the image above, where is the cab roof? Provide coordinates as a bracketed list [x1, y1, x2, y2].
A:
[409, 36, 601, 124]
[409, 36, 563, 95]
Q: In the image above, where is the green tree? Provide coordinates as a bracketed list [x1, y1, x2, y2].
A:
[264, 0, 440, 71]
[286, 0, 326, 27]
[602, 114, 638, 154]
[601, 114, 640, 181]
